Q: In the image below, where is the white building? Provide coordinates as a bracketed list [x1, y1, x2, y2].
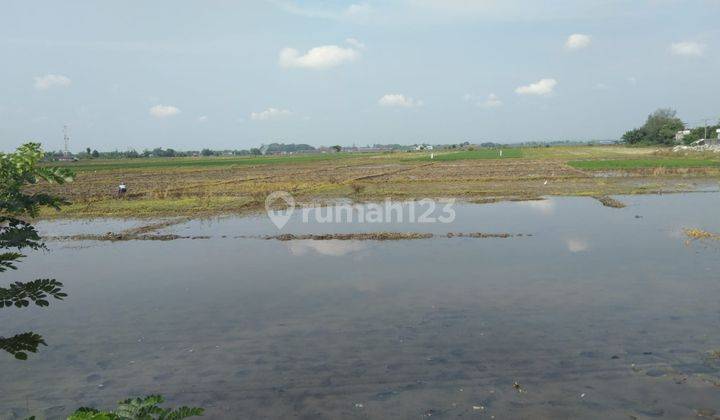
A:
[675, 129, 691, 143]
[415, 144, 434, 151]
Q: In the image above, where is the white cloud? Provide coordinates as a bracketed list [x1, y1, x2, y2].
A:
[345, 38, 366, 49]
[34, 74, 71, 90]
[593, 83, 609, 91]
[378, 93, 423, 108]
[515, 78, 557, 96]
[670, 41, 705, 57]
[465, 93, 502, 108]
[250, 108, 292, 121]
[149, 105, 181, 118]
[481, 93, 502, 108]
[197, 115, 208, 123]
[565, 33, 591, 50]
[279, 45, 360, 69]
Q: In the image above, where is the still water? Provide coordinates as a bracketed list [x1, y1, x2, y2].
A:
[3, 194, 720, 419]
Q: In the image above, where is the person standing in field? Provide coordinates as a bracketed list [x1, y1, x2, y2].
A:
[117, 182, 127, 198]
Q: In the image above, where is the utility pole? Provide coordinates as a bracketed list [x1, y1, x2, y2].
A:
[63, 125, 70, 157]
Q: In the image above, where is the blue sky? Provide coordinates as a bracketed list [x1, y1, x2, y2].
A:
[1, 0, 718, 152]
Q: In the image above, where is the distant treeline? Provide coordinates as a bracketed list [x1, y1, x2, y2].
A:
[622, 108, 719, 146]
[43, 140, 618, 161]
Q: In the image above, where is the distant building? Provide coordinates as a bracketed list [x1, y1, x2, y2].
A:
[342, 146, 392, 153]
[675, 129, 691, 143]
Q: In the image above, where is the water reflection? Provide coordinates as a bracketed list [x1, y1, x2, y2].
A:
[4, 194, 720, 419]
[517, 198, 556, 215]
[565, 238, 590, 253]
[285, 240, 368, 257]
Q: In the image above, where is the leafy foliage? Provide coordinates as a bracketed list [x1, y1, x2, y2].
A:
[69, 395, 204, 419]
[0, 217, 45, 251]
[621, 108, 685, 146]
[0, 331, 46, 360]
[0, 279, 66, 308]
[0, 251, 24, 272]
[1, 142, 74, 360]
[0, 142, 73, 217]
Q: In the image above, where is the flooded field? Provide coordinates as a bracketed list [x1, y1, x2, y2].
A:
[4, 193, 720, 419]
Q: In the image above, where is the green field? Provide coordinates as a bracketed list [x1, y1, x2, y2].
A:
[404, 149, 523, 162]
[35, 145, 720, 218]
[50, 152, 365, 172]
[568, 158, 720, 170]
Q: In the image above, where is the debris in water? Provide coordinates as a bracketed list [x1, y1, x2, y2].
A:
[446, 232, 528, 238]
[593, 195, 626, 208]
[684, 228, 720, 243]
[706, 349, 720, 360]
[47, 233, 210, 242]
[512, 381, 525, 393]
[251, 232, 530, 241]
[265, 232, 433, 241]
[696, 408, 716, 417]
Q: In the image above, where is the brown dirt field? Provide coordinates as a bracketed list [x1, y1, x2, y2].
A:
[35, 154, 720, 219]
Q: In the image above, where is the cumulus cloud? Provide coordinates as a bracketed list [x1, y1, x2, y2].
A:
[34, 74, 71, 90]
[378, 93, 423, 108]
[149, 105, 181, 118]
[251, 108, 292, 121]
[279, 45, 360, 69]
[565, 33, 591, 50]
[197, 115, 208, 123]
[515, 78, 557, 96]
[670, 41, 705, 57]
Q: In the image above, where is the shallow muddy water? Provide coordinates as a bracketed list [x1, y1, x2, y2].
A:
[4, 194, 720, 419]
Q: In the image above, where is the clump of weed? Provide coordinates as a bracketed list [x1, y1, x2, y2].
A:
[593, 195, 626, 208]
[267, 232, 433, 241]
[652, 166, 668, 176]
[684, 228, 720, 242]
[349, 183, 366, 195]
[707, 349, 720, 360]
[250, 191, 268, 204]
